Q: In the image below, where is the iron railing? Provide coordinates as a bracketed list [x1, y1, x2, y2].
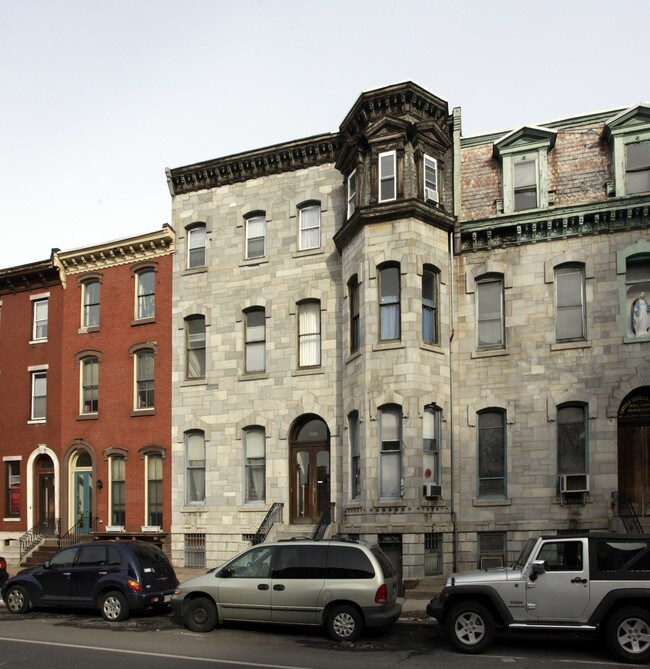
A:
[19, 517, 60, 562]
[242, 502, 284, 545]
[59, 515, 99, 548]
[612, 491, 642, 534]
[312, 502, 335, 540]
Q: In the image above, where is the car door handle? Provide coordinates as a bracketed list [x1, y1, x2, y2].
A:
[257, 584, 270, 591]
[273, 584, 285, 591]
[99, 571, 108, 575]
[571, 577, 588, 584]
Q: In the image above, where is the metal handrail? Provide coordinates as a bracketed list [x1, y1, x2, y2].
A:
[59, 515, 99, 547]
[19, 517, 60, 562]
[312, 502, 335, 540]
[612, 491, 642, 534]
[242, 502, 284, 545]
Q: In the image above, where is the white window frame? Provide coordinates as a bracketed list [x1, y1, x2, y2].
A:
[378, 151, 396, 203]
[185, 430, 206, 505]
[513, 157, 538, 211]
[245, 214, 266, 259]
[476, 275, 505, 350]
[423, 405, 441, 485]
[145, 453, 163, 527]
[80, 356, 99, 415]
[32, 297, 49, 341]
[423, 155, 438, 203]
[379, 404, 402, 499]
[136, 269, 155, 320]
[245, 308, 266, 373]
[30, 369, 47, 421]
[347, 169, 357, 218]
[555, 264, 586, 341]
[244, 426, 266, 504]
[82, 280, 100, 328]
[299, 203, 321, 251]
[109, 455, 126, 527]
[185, 315, 206, 380]
[187, 225, 206, 269]
[134, 350, 154, 410]
[298, 300, 321, 368]
[625, 140, 650, 195]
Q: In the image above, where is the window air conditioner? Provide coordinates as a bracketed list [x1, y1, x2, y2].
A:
[423, 483, 442, 498]
[560, 474, 589, 494]
[424, 187, 439, 203]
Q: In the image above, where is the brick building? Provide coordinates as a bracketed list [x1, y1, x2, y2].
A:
[0, 227, 175, 563]
[167, 82, 649, 584]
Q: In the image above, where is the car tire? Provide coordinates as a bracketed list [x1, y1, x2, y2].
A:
[445, 601, 495, 654]
[185, 596, 218, 633]
[100, 590, 130, 622]
[326, 604, 363, 642]
[605, 606, 650, 663]
[5, 584, 31, 614]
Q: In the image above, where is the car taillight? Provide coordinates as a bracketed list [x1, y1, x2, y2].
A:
[0, 558, 6, 571]
[127, 579, 143, 593]
[375, 583, 388, 604]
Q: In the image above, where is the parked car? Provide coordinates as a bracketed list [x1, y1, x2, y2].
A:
[0, 557, 8, 587]
[427, 533, 650, 663]
[1, 540, 177, 622]
[172, 538, 401, 641]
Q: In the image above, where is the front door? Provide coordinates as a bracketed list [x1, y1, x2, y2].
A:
[289, 416, 330, 524]
[35, 455, 55, 528]
[73, 471, 93, 534]
[618, 388, 650, 515]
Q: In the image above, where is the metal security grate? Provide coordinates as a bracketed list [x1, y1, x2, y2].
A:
[184, 533, 206, 568]
[424, 532, 443, 576]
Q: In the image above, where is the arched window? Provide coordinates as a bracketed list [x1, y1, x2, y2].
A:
[379, 264, 400, 341]
[82, 279, 100, 328]
[185, 430, 205, 505]
[245, 308, 265, 373]
[185, 315, 206, 379]
[477, 409, 506, 497]
[299, 202, 321, 250]
[81, 356, 99, 414]
[298, 300, 321, 367]
[557, 403, 588, 478]
[555, 264, 586, 341]
[348, 411, 360, 499]
[134, 349, 154, 410]
[136, 269, 155, 320]
[422, 265, 439, 345]
[348, 275, 360, 353]
[245, 213, 266, 259]
[187, 223, 206, 269]
[109, 455, 126, 526]
[244, 426, 265, 503]
[476, 274, 504, 349]
[146, 453, 163, 526]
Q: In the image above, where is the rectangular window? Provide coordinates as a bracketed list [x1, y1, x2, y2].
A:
[136, 270, 155, 320]
[246, 215, 266, 259]
[379, 405, 402, 498]
[298, 300, 321, 367]
[478, 410, 506, 497]
[186, 316, 206, 379]
[81, 357, 99, 414]
[5, 461, 20, 518]
[82, 281, 100, 328]
[477, 276, 504, 349]
[422, 267, 438, 344]
[379, 151, 396, 202]
[347, 170, 357, 218]
[31, 371, 47, 420]
[424, 155, 438, 202]
[626, 141, 650, 195]
[424, 532, 443, 576]
[244, 427, 266, 503]
[557, 404, 587, 477]
[245, 309, 265, 373]
[135, 351, 154, 409]
[423, 405, 440, 485]
[186, 431, 206, 505]
[187, 226, 206, 268]
[184, 533, 206, 568]
[349, 277, 360, 353]
[32, 299, 48, 340]
[146, 454, 163, 526]
[380, 265, 400, 341]
[477, 532, 506, 568]
[299, 204, 321, 250]
[556, 265, 585, 341]
[110, 456, 126, 526]
[349, 411, 360, 499]
[514, 159, 537, 210]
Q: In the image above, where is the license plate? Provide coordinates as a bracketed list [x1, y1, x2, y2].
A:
[164, 594, 172, 603]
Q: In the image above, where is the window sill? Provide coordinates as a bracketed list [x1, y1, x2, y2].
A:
[180, 379, 208, 388]
[78, 326, 99, 335]
[291, 367, 324, 377]
[292, 247, 324, 259]
[420, 342, 445, 354]
[182, 266, 207, 276]
[238, 503, 266, 512]
[239, 372, 268, 381]
[27, 419, 46, 425]
[623, 334, 650, 344]
[76, 414, 98, 421]
[181, 505, 207, 513]
[550, 340, 591, 352]
[472, 498, 512, 507]
[239, 257, 268, 268]
[29, 338, 48, 345]
[345, 350, 362, 364]
[471, 348, 509, 359]
[3, 517, 20, 522]
[344, 501, 363, 510]
[131, 317, 156, 327]
[372, 341, 405, 352]
[373, 499, 406, 508]
[131, 409, 155, 417]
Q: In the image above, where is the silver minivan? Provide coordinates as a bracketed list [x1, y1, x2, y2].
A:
[171, 539, 401, 641]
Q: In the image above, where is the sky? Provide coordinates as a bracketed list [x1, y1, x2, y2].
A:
[1, 0, 648, 268]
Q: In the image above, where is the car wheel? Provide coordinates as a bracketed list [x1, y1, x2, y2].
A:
[326, 604, 363, 642]
[100, 590, 130, 622]
[445, 602, 495, 654]
[5, 584, 31, 614]
[605, 606, 650, 663]
[185, 596, 218, 633]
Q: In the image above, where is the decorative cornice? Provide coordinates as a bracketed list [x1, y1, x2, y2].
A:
[0, 259, 59, 296]
[167, 133, 342, 196]
[459, 196, 650, 252]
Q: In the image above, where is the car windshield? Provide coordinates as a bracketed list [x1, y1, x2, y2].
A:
[512, 538, 537, 568]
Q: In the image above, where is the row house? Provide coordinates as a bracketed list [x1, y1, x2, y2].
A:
[0, 227, 174, 563]
[167, 82, 649, 585]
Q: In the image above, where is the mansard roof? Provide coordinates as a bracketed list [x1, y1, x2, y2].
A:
[493, 125, 557, 158]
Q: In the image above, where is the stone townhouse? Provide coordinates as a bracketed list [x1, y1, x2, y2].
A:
[167, 82, 649, 585]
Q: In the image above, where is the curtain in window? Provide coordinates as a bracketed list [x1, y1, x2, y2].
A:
[83, 282, 100, 327]
[299, 301, 321, 366]
[186, 432, 205, 503]
[186, 317, 206, 378]
[137, 271, 155, 319]
[380, 266, 400, 340]
[110, 456, 126, 525]
[380, 406, 401, 498]
[147, 455, 163, 526]
[245, 428, 265, 502]
[188, 226, 206, 267]
[300, 205, 320, 249]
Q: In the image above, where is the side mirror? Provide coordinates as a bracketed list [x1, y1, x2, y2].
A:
[531, 559, 546, 575]
[43, 559, 51, 569]
[217, 567, 232, 578]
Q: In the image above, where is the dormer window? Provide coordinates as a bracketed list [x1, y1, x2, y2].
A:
[424, 155, 439, 203]
[379, 151, 396, 202]
[513, 159, 537, 210]
[626, 141, 650, 195]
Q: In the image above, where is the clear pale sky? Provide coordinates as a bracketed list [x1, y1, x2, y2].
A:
[1, 0, 647, 268]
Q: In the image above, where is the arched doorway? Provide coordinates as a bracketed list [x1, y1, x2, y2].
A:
[618, 386, 650, 515]
[34, 454, 55, 529]
[289, 415, 330, 524]
[70, 450, 93, 533]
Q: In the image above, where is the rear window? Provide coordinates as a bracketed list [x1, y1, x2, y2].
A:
[326, 546, 375, 579]
[596, 541, 648, 572]
[131, 543, 169, 567]
[371, 546, 397, 578]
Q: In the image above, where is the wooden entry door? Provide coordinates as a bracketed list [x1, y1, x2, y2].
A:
[35, 455, 55, 527]
[619, 425, 650, 515]
[290, 446, 330, 523]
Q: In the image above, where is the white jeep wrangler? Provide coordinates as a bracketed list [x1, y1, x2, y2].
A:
[427, 533, 650, 663]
